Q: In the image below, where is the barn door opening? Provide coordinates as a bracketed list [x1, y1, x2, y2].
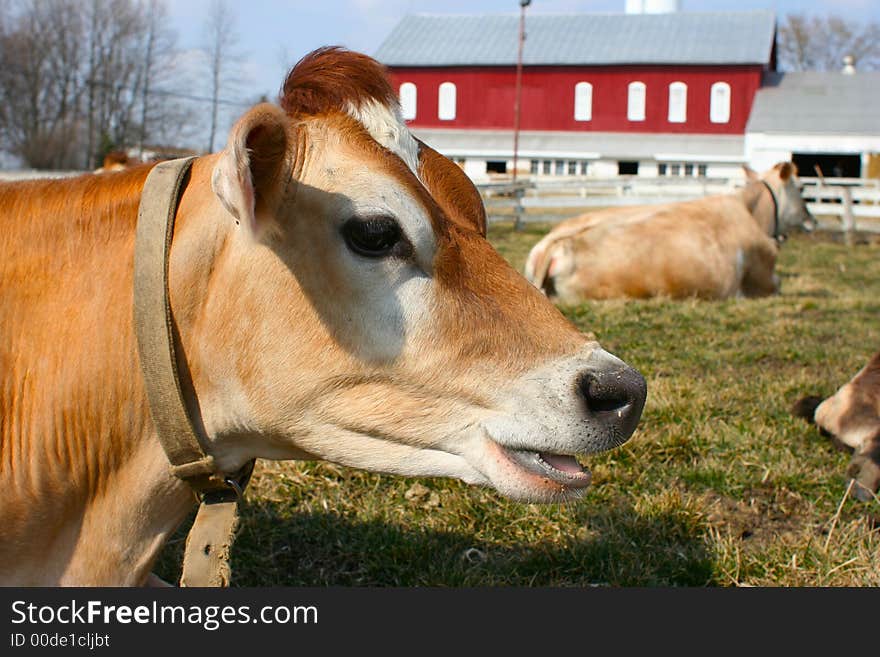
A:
[618, 161, 639, 175]
[792, 153, 861, 179]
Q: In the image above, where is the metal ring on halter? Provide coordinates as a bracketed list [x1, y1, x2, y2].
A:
[224, 476, 244, 500]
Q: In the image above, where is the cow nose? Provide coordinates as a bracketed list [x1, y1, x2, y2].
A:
[577, 365, 647, 443]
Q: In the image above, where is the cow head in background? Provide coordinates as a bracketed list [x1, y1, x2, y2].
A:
[744, 162, 817, 238]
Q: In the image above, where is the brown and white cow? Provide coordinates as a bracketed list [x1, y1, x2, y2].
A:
[524, 163, 815, 302]
[793, 351, 880, 502]
[0, 47, 646, 586]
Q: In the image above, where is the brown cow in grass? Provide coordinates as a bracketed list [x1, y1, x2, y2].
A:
[0, 48, 646, 585]
[793, 351, 880, 502]
[524, 163, 814, 302]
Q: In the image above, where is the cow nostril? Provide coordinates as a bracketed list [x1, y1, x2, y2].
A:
[577, 368, 646, 415]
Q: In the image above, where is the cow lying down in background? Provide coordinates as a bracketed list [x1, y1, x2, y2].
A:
[793, 350, 880, 502]
[524, 163, 815, 302]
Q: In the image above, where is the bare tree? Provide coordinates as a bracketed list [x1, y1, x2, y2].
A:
[778, 13, 880, 72]
[203, 0, 243, 153]
[136, 0, 184, 156]
[83, 0, 152, 168]
[0, 0, 86, 169]
[0, 0, 192, 170]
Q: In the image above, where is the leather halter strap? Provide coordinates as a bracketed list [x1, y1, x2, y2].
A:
[133, 157, 254, 586]
[760, 179, 781, 241]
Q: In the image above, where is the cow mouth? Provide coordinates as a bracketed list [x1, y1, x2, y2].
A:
[504, 448, 592, 488]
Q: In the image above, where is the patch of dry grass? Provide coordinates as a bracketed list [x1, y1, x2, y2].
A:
[156, 224, 880, 587]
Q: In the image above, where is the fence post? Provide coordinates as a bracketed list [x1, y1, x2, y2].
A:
[513, 185, 525, 231]
[816, 164, 857, 244]
[841, 186, 855, 245]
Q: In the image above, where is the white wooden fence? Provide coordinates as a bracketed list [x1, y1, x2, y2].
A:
[479, 175, 880, 233]
[3, 168, 878, 233]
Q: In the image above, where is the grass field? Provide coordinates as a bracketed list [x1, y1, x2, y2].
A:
[157, 222, 880, 587]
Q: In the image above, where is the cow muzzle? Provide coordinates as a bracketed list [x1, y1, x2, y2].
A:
[475, 346, 647, 501]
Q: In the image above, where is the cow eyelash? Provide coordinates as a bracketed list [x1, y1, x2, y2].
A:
[341, 215, 409, 259]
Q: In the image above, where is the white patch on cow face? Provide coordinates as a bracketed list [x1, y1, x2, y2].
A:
[331, 203, 436, 363]
[289, 138, 439, 364]
[346, 99, 420, 175]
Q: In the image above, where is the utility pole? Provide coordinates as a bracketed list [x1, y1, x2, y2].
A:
[512, 0, 530, 184]
[512, 1, 531, 230]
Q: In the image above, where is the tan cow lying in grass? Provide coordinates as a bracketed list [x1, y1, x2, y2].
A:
[793, 351, 880, 502]
[524, 163, 815, 302]
[0, 47, 646, 586]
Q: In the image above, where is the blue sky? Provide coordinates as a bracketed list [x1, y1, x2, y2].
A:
[166, 0, 880, 144]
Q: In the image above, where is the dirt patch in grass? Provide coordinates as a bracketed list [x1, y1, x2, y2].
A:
[702, 488, 811, 548]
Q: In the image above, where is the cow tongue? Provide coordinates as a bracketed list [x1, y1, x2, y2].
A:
[539, 452, 584, 474]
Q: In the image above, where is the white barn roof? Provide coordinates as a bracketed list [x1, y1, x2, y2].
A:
[747, 72, 880, 136]
[375, 11, 777, 67]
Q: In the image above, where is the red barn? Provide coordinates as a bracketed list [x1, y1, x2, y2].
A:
[375, 8, 777, 181]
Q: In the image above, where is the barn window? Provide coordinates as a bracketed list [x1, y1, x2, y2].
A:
[710, 81, 731, 123]
[668, 82, 687, 123]
[438, 82, 456, 120]
[399, 82, 417, 120]
[574, 82, 593, 121]
[627, 81, 646, 121]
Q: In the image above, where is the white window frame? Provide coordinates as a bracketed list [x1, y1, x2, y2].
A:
[710, 81, 731, 124]
[399, 82, 417, 121]
[438, 81, 456, 121]
[574, 82, 592, 121]
[668, 81, 687, 123]
[627, 81, 646, 122]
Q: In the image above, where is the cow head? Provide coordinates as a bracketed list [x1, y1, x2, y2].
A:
[744, 162, 817, 237]
[197, 47, 646, 503]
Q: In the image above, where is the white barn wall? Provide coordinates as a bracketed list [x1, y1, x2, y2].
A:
[746, 132, 880, 175]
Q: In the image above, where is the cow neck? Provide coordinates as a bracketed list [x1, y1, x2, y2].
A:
[760, 180, 781, 241]
[133, 157, 254, 587]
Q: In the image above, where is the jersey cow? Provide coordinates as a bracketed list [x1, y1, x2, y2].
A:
[793, 351, 880, 502]
[524, 163, 815, 302]
[0, 48, 646, 586]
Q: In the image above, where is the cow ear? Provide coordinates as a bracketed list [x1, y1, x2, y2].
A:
[777, 161, 795, 181]
[212, 103, 290, 234]
[742, 165, 759, 181]
[417, 139, 487, 237]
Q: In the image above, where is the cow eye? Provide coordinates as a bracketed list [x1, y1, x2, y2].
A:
[341, 216, 405, 258]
